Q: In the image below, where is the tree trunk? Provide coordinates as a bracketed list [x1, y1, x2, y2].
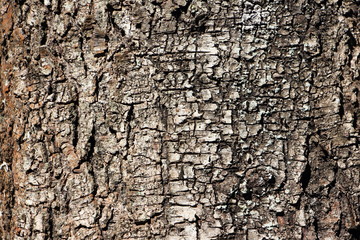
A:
[1, 0, 360, 239]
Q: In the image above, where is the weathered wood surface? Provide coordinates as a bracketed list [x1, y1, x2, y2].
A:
[0, 0, 359, 239]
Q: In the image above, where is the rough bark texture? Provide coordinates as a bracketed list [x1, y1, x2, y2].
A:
[1, 0, 360, 239]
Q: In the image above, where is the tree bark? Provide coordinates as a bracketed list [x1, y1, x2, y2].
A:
[1, 0, 360, 239]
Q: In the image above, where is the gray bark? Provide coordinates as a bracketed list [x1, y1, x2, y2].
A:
[0, 0, 360, 239]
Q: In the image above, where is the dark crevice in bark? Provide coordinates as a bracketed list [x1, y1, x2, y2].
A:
[190, 14, 208, 33]
[336, 212, 343, 237]
[134, 211, 162, 226]
[327, 165, 338, 196]
[94, 49, 108, 58]
[79, 36, 88, 78]
[25, 168, 35, 175]
[343, 9, 355, 18]
[101, 210, 114, 231]
[276, 211, 285, 217]
[74, 224, 93, 230]
[353, 88, 359, 129]
[151, 1, 162, 7]
[126, 105, 134, 123]
[95, 73, 102, 101]
[320, 146, 330, 161]
[349, 225, 360, 240]
[339, 92, 344, 119]
[148, 9, 156, 39]
[106, 4, 120, 31]
[314, 217, 320, 240]
[195, 214, 200, 240]
[108, 127, 116, 134]
[337, 0, 343, 8]
[346, 30, 356, 65]
[353, 113, 358, 129]
[73, 125, 96, 172]
[96, 203, 105, 236]
[124, 104, 134, 168]
[300, 163, 311, 190]
[120, 28, 126, 37]
[346, 30, 357, 51]
[171, 0, 193, 20]
[48, 206, 54, 239]
[61, 23, 72, 38]
[87, 126, 96, 162]
[90, 167, 98, 197]
[40, 19, 48, 45]
[7, 178, 15, 239]
[55, 0, 62, 14]
[15, 0, 26, 5]
[242, 190, 252, 200]
[73, 100, 79, 148]
[281, 141, 289, 190]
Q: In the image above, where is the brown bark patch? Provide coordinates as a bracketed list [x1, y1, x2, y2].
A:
[1, 4, 13, 35]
